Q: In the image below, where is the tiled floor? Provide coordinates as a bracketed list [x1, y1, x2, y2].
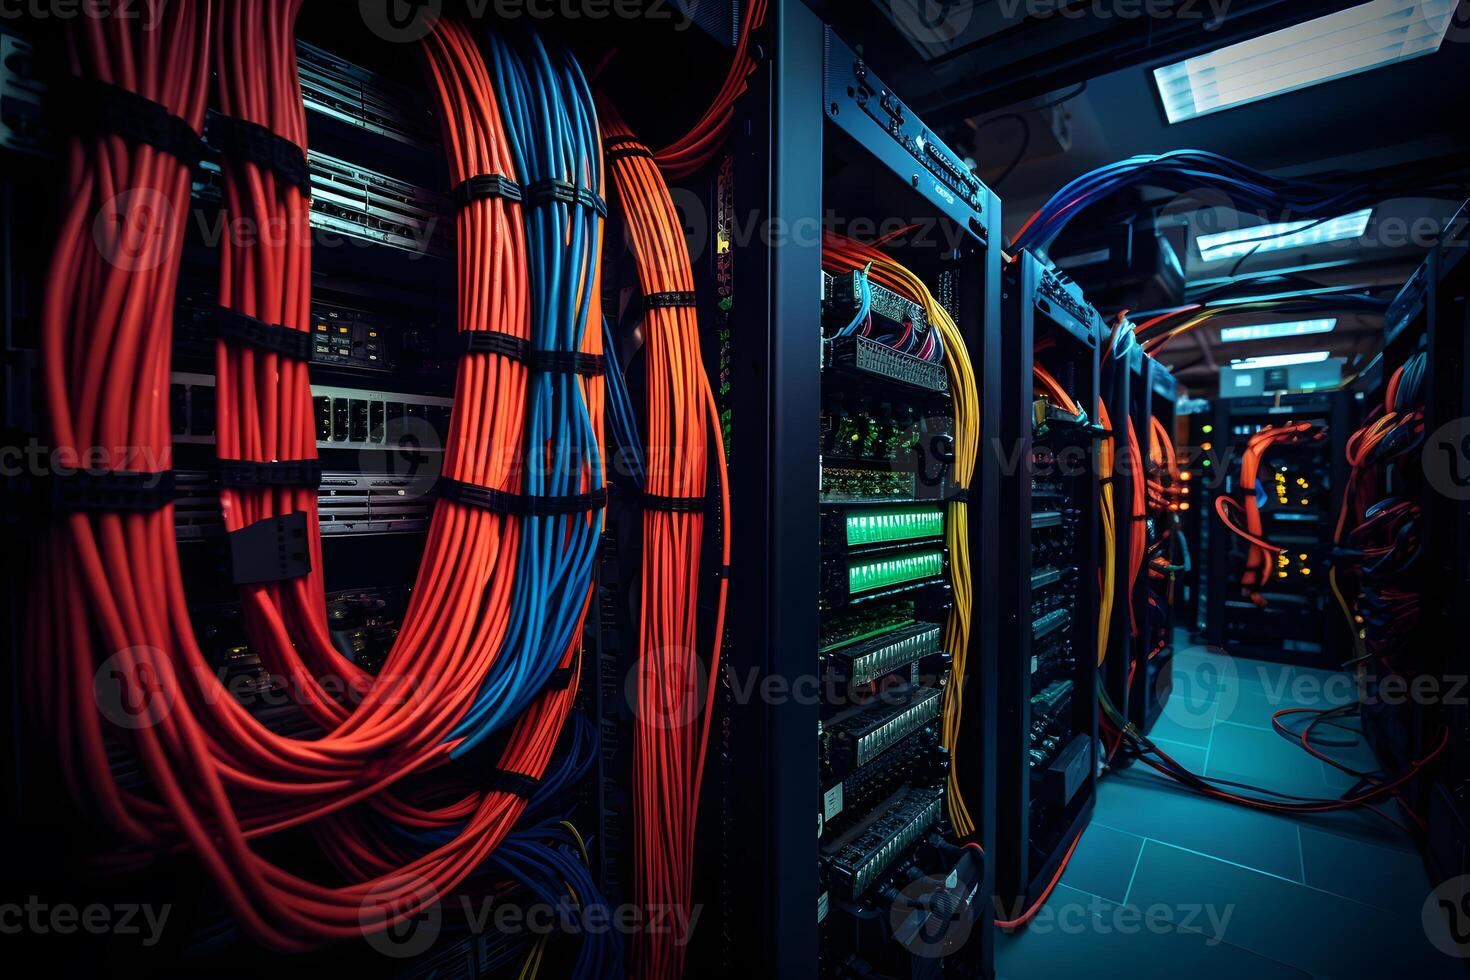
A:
[995, 642, 1467, 979]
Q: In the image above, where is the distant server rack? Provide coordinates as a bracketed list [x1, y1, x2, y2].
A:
[720, 5, 1000, 975]
[993, 251, 1102, 913]
[1202, 392, 1352, 668]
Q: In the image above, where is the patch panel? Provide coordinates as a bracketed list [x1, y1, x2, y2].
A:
[824, 622, 943, 690]
[192, 144, 450, 256]
[823, 684, 943, 776]
[168, 371, 453, 450]
[295, 40, 438, 148]
[822, 785, 945, 900]
[172, 470, 434, 540]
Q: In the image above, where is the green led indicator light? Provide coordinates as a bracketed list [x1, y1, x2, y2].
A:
[845, 507, 944, 546]
[848, 550, 943, 594]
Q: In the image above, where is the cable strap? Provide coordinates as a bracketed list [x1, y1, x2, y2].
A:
[436, 476, 607, 517]
[646, 291, 697, 309]
[213, 307, 314, 361]
[51, 469, 176, 514]
[460, 330, 605, 376]
[452, 173, 522, 209]
[945, 488, 970, 504]
[640, 491, 707, 513]
[604, 138, 655, 163]
[523, 178, 607, 217]
[215, 458, 323, 490]
[227, 513, 311, 585]
[206, 114, 311, 195]
[491, 769, 542, 799]
[57, 77, 205, 169]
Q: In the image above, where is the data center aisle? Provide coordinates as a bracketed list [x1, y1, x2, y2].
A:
[995, 641, 1463, 979]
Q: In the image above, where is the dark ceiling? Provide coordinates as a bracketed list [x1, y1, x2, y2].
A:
[806, 0, 1470, 391]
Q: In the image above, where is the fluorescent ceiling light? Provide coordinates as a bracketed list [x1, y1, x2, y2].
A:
[1154, 0, 1457, 124]
[1229, 351, 1333, 370]
[1196, 209, 1373, 261]
[1218, 319, 1338, 343]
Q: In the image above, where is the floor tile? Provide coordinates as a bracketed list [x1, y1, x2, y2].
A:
[995, 884, 1313, 980]
[1122, 840, 1462, 978]
[1092, 775, 1306, 882]
[1059, 823, 1145, 905]
[1299, 826, 1435, 911]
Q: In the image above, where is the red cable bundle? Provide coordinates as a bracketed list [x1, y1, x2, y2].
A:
[31, 4, 579, 950]
[600, 100, 731, 980]
[652, 0, 767, 178]
[1214, 422, 1322, 605]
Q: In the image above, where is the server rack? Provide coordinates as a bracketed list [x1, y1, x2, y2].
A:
[1374, 205, 1470, 879]
[1202, 392, 1352, 669]
[1100, 330, 1139, 742]
[993, 251, 1101, 913]
[1129, 358, 1180, 735]
[723, 4, 1002, 975]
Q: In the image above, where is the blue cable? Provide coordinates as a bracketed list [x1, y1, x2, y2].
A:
[602, 317, 645, 487]
[451, 32, 605, 753]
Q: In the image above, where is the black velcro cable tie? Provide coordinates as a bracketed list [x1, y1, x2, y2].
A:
[56, 76, 205, 170]
[716, 565, 732, 580]
[604, 138, 655, 164]
[51, 469, 176, 514]
[529, 349, 606, 377]
[945, 488, 970, 504]
[206, 114, 311, 195]
[491, 769, 542, 799]
[227, 512, 311, 586]
[460, 332, 603, 376]
[452, 173, 523, 209]
[546, 666, 575, 691]
[214, 458, 323, 490]
[213, 307, 314, 361]
[640, 492, 707, 513]
[436, 477, 608, 518]
[646, 291, 698, 309]
[523, 179, 607, 217]
[462, 330, 531, 361]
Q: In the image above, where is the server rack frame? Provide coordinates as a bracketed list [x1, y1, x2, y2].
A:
[1373, 218, 1470, 864]
[1129, 357, 1179, 735]
[1101, 331, 1139, 742]
[993, 251, 1102, 912]
[721, 4, 1003, 975]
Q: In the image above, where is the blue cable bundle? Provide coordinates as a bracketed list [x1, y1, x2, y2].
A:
[1013, 149, 1365, 255]
[602, 317, 646, 488]
[451, 31, 606, 753]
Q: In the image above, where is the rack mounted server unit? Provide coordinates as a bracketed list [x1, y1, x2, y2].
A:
[993, 251, 1102, 912]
